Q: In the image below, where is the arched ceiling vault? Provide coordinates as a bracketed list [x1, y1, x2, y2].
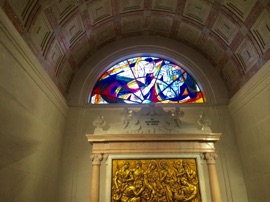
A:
[2, 0, 270, 98]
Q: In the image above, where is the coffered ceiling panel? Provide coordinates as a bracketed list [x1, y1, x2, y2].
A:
[177, 22, 202, 44]
[119, 0, 144, 13]
[62, 15, 86, 48]
[88, 0, 112, 25]
[203, 37, 225, 64]
[2, 0, 270, 97]
[235, 38, 260, 72]
[52, 0, 77, 22]
[149, 15, 174, 33]
[70, 37, 92, 65]
[8, 0, 39, 25]
[121, 15, 143, 34]
[251, 9, 270, 53]
[152, 0, 178, 12]
[183, 0, 212, 25]
[46, 39, 65, 76]
[212, 14, 239, 45]
[223, 0, 257, 21]
[28, 12, 53, 54]
[94, 21, 115, 45]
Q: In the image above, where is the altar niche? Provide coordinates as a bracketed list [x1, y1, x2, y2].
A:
[87, 105, 222, 202]
[110, 157, 203, 202]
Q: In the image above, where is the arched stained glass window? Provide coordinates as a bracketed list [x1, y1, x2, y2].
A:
[90, 56, 204, 104]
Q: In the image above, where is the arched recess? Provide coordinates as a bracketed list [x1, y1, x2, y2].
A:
[67, 36, 228, 106]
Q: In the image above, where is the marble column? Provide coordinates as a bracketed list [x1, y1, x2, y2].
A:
[205, 152, 222, 202]
[90, 154, 103, 202]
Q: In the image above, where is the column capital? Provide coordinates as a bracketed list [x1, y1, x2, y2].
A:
[90, 154, 103, 165]
[204, 152, 218, 164]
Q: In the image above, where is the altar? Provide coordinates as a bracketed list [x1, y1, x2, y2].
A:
[86, 105, 222, 202]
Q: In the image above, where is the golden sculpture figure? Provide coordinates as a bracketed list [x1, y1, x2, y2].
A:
[120, 180, 145, 202]
[111, 159, 201, 202]
[113, 161, 134, 192]
[174, 177, 198, 202]
[131, 161, 144, 182]
[159, 160, 177, 202]
[173, 160, 186, 184]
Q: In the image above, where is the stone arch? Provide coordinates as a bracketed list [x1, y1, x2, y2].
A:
[68, 36, 228, 106]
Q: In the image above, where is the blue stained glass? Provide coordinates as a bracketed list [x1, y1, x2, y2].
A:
[90, 56, 204, 104]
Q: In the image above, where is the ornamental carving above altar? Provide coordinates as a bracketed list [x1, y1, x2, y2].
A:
[86, 105, 222, 202]
[92, 104, 212, 135]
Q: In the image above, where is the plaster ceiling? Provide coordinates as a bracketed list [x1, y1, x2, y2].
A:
[2, 0, 270, 97]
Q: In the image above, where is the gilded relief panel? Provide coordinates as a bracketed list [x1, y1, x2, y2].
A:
[111, 159, 201, 202]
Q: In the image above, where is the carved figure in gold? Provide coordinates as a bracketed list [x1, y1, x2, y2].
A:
[173, 160, 186, 184]
[143, 161, 159, 196]
[120, 180, 145, 202]
[131, 161, 144, 182]
[181, 177, 198, 202]
[183, 160, 198, 185]
[159, 161, 177, 201]
[113, 161, 134, 192]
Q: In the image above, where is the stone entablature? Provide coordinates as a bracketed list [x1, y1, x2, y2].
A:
[86, 133, 221, 155]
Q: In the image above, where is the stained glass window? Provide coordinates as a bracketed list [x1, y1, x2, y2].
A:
[90, 56, 204, 104]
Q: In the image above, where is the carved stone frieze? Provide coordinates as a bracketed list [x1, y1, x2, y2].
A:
[92, 105, 212, 135]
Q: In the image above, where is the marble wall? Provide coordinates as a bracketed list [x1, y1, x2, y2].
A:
[0, 9, 68, 202]
[229, 60, 270, 202]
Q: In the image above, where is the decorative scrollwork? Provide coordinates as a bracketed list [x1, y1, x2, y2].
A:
[168, 107, 184, 128]
[197, 112, 211, 130]
[93, 115, 106, 133]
